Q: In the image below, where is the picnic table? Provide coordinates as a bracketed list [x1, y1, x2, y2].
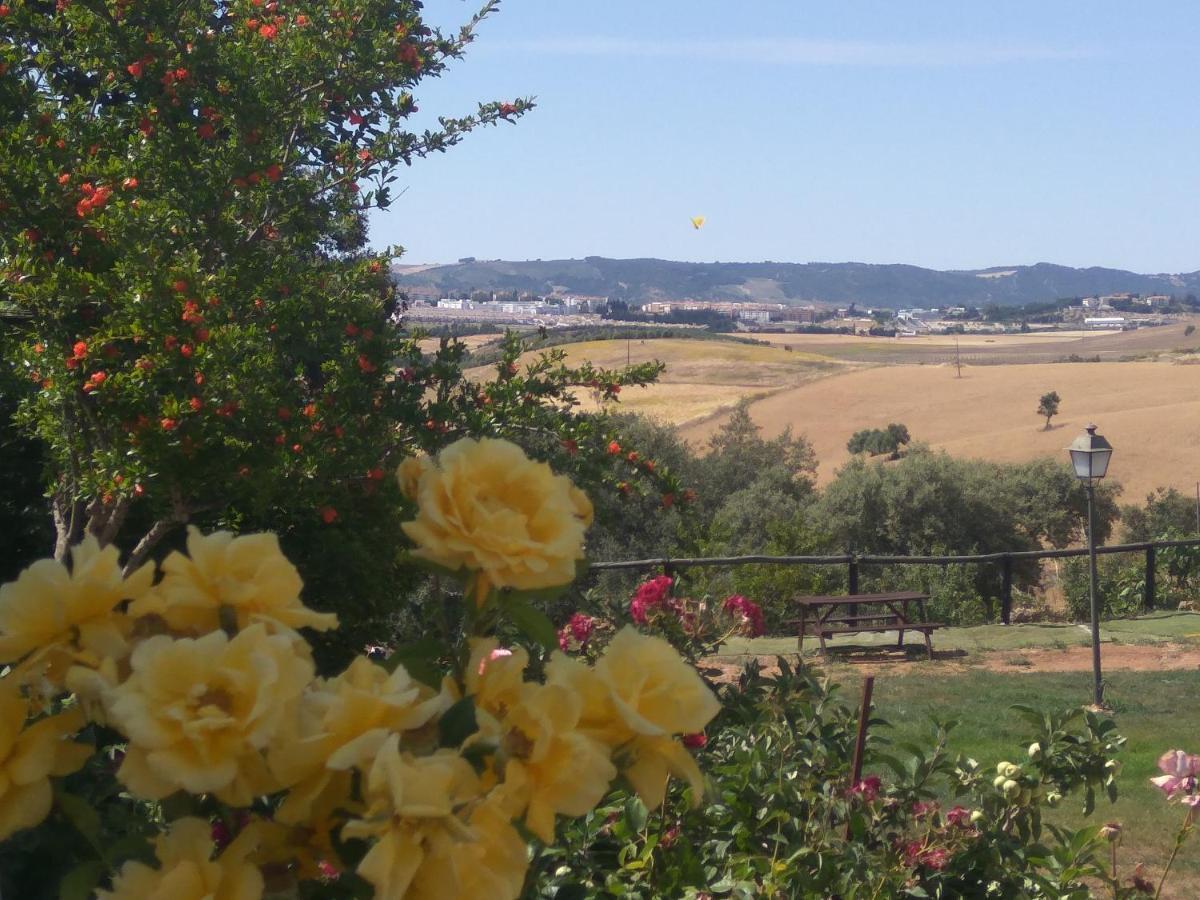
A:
[791, 591, 943, 658]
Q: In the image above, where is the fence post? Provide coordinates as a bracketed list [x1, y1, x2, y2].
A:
[1145, 545, 1156, 611]
[1000, 555, 1013, 624]
[848, 555, 859, 617]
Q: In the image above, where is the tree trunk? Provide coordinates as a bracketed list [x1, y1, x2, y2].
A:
[86, 495, 131, 547]
[122, 519, 180, 577]
[52, 492, 85, 561]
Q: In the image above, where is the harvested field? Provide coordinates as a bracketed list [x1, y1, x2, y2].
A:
[681, 360, 1200, 499]
[467, 338, 849, 427]
[746, 318, 1200, 365]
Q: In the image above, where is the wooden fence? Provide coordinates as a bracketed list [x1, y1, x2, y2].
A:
[590, 537, 1200, 624]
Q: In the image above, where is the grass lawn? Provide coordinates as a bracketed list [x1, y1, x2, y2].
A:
[716, 616, 1200, 891]
[720, 610, 1200, 657]
[859, 669, 1200, 888]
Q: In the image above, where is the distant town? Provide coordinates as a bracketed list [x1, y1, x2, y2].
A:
[398, 281, 1196, 337]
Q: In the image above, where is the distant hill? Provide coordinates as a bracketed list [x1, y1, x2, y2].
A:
[394, 257, 1200, 309]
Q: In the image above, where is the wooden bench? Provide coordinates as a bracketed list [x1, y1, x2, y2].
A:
[792, 591, 943, 659]
[815, 622, 944, 656]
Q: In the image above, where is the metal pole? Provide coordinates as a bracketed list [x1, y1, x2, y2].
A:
[1086, 483, 1104, 707]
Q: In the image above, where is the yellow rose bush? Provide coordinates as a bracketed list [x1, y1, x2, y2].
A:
[0, 437, 718, 898]
[399, 437, 593, 603]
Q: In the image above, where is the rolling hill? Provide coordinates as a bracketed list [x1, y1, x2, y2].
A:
[394, 257, 1200, 309]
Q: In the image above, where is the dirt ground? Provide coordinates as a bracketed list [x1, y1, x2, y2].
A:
[708, 642, 1200, 682]
[680, 360, 1200, 500]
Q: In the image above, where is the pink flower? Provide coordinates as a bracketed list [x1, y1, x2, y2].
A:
[659, 823, 681, 849]
[911, 801, 937, 819]
[849, 775, 881, 803]
[945, 806, 972, 828]
[922, 847, 949, 871]
[630, 575, 673, 625]
[568, 612, 595, 643]
[477, 647, 512, 676]
[1150, 750, 1200, 799]
[902, 840, 924, 867]
[316, 860, 339, 880]
[682, 732, 707, 749]
[210, 819, 232, 849]
[723, 595, 766, 637]
[557, 612, 596, 651]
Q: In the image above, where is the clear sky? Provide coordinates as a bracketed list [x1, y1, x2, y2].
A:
[369, 1, 1198, 273]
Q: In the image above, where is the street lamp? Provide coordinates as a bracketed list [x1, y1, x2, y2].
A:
[1067, 424, 1113, 708]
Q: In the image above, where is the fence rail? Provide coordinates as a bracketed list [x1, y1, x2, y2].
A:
[589, 537, 1200, 624]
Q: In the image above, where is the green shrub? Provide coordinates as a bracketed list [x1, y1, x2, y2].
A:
[528, 658, 1126, 898]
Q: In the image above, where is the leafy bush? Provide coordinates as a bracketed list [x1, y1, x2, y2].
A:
[528, 658, 1128, 898]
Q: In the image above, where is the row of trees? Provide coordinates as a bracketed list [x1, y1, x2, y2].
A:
[580, 401, 1153, 628]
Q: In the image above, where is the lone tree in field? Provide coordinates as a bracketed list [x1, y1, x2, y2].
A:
[847, 422, 911, 460]
[1038, 391, 1061, 430]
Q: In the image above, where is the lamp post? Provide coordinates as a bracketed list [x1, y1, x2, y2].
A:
[1067, 424, 1113, 708]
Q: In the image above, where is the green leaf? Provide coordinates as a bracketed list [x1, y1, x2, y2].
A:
[56, 790, 102, 844]
[58, 860, 106, 900]
[438, 696, 479, 748]
[502, 594, 559, 649]
[382, 636, 445, 687]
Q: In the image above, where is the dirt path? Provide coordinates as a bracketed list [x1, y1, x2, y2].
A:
[709, 642, 1200, 681]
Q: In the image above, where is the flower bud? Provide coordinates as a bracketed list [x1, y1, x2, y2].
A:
[1027, 742, 1043, 760]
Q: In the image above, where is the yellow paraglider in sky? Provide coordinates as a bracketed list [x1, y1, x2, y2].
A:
[690, 216, 706, 230]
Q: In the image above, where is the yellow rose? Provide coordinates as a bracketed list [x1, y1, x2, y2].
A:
[465, 638, 529, 715]
[97, 817, 264, 900]
[0, 680, 91, 841]
[549, 627, 720, 808]
[108, 623, 313, 806]
[498, 681, 616, 842]
[0, 536, 151, 682]
[396, 454, 433, 501]
[595, 627, 720, 737]
[401, 438, 591, 599]
[407, 794, 528, 900]
[270, 655, 450, 824]
[343, 736, 483, 900]
[129, 527, 337, 636]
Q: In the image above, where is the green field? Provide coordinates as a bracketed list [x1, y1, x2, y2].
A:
[720, 610, 1200, 657]
[715, 616, 1200, 893]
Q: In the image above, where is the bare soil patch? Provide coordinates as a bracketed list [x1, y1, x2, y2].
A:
[707, 642, 1200, 682]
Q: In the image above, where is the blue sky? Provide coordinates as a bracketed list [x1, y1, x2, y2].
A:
[369, 1, 1198, 272]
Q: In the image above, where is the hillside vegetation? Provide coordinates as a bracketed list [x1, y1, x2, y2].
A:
[397, 256, 1200, 308]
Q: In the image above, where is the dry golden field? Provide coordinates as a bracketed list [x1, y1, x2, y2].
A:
[744, 319, 1200, 365]
[467, 338, 849, 427]
[680, 360, 1200, 500]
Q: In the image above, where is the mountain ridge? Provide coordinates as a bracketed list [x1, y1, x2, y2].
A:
[394, 257, 1200, 309]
